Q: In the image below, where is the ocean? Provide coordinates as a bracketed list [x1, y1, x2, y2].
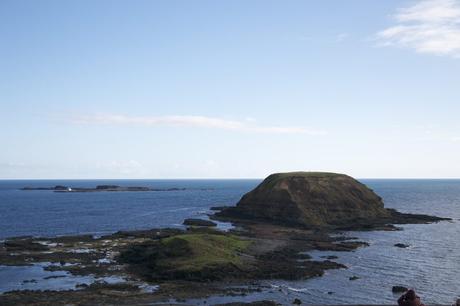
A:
[0, 179, 459, 304]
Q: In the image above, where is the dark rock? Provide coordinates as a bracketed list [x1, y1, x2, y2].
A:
[43, 275, 65, 280]
[321, 255, 338, 260]
[216, 302, 279, 306]
[385, 208, 449, 224]
[4, 239, 49, 252]
[210, 206, 231, 211]
[95, 185, 120, 190]
[293, 298, 302, 305]
[125, 187, 151, 191]
[54, 185, 69, 190]
[296, 253, 311, 260]
[392, 285, 408, 293]
[313, 241, 369, 251]
[21, 186, 68, 191]
[183, 218, 217, 227]
[394, 243, 410, 248]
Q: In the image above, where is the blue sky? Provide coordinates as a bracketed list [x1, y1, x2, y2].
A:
[1, 0, 460, 179]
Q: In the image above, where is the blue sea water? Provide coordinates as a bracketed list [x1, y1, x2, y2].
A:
[0, 179, 259, 239]
[0, 179, 459, 304]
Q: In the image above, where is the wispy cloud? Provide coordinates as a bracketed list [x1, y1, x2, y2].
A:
[336, 33, 349, 43]
[377, 0, 460, 58]
[71, 114, 326, 135]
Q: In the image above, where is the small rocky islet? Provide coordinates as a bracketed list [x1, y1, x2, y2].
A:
[1, 172, 450, 305]
[20, 184, 187, 192]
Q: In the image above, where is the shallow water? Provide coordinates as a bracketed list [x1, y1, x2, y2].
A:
[0, 263, 98, 293]
[0, 179, 459, 303]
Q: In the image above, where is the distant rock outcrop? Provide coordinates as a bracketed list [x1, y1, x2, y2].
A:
[392, 285, 408, 293]
[21, 185, 186, 193]
[183, 218, 217, 227]
[216, 172, 448, 228]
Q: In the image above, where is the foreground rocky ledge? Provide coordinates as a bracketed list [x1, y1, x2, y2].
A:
[0, 223, 361, 304]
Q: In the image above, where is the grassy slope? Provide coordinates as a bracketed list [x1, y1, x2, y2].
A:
[261, 172, 346, 189]
[159, 233, 251, 272]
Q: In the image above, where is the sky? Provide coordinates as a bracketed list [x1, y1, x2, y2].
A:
[1, 0, 460, 179]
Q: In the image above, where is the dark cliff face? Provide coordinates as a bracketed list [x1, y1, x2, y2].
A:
[218, 172, 391, 227]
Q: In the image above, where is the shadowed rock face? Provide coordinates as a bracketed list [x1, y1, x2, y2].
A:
[218, 172, 391, 227]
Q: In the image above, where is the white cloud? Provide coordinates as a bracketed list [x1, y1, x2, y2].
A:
[336, 33, 349, 43]
[71, 114, 326, 135]
[377, 0, 460, 58]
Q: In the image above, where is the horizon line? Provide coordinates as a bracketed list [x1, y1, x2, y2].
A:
[1, 177, 460, 180]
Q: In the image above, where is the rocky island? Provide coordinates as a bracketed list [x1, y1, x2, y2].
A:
[20, 185, 187, 192]
[215, 172, 447, 230]
[1, 172, 450, 305]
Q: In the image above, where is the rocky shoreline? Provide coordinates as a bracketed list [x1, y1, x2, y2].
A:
[0, 217, 446, 305]
[1, 172, 451, 305]
[0, 221, 361, 297]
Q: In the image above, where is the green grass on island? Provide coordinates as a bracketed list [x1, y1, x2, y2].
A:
[161, 233, 251, 271]
[261, 172, 346, 189]
[119, 231, 252, 281]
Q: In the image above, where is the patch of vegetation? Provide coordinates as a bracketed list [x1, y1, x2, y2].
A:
[119, 233, 252, 281]
[163, 233, 250, 270]
[262, 172, 345, 189]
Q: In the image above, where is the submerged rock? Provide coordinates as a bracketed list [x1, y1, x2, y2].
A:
[392, 285, 408, 293]
[183, 218, 217, 227]
[216, 302, 280, 306]
[321, 255, 339, 260]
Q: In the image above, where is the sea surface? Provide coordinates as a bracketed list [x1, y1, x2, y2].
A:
[0, 179, 459, 304]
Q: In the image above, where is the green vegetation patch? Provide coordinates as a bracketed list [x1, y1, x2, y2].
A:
[119, 232, 252, 281]
[162, 233, 251, 271]
[261, 172, 345, 189]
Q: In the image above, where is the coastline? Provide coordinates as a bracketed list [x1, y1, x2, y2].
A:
[0, 209, 449, 305]
[0, 177, 457, 304]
